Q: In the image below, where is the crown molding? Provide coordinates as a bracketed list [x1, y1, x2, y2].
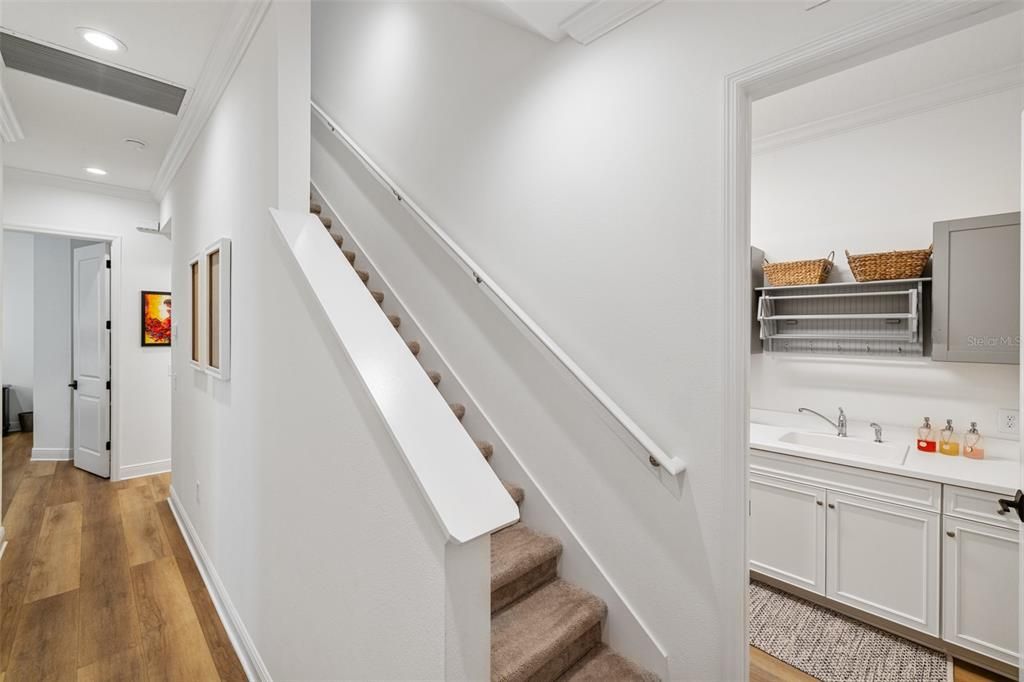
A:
[0, 54, 23, 143]
[5, 166, 155, 204]
[754, 61, 1024, 155]
[559, 0, 662, 45]
[149, 0, 271, 200]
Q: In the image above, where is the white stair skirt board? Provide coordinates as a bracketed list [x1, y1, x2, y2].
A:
[31, 448, 72, 461]
[169, 487, 270, 681]
[118, 458, 171, 481]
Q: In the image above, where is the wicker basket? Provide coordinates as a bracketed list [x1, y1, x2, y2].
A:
[762, 251, 834, 287]
[845, 246, 932, 282]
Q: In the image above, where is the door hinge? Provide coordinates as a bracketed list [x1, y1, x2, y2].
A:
[106, 380, 111, 390]
[105, 320, 111, 331]
[105, 441, 111, 450]
[106, 260, 111, 269]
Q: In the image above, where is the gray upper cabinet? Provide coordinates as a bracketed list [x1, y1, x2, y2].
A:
[932, 212, 1020, 364]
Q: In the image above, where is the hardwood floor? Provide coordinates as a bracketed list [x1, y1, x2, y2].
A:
[1, 432, 245, 681]
[750, 645, 1015, 681]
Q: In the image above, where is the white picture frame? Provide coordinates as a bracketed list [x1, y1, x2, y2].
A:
[188, 253, 203, 370]
[202, 238, 231, 380]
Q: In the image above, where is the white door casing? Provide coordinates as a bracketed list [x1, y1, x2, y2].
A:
[72, 242, 110, 478]
[749, 473, 826, 594]
[825, 490, 940, 636]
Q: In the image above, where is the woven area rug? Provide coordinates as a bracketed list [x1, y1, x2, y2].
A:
[749, 581, 949, 682]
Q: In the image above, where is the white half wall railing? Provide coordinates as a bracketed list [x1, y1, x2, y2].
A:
[269, 208, 520, 543]
[311, 102, 686, 477]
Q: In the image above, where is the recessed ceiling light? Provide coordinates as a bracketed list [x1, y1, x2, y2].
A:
[76, 27, 126, 52]
[84, 167, 108, 176]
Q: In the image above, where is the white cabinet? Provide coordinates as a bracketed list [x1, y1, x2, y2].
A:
[942, 516, 1020, 665]
[825, 490, 940, 635]
[749, 473, 825, 594]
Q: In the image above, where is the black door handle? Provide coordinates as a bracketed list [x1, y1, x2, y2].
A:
[68, 380, 78, 390]
[997, 490, 1024, 522]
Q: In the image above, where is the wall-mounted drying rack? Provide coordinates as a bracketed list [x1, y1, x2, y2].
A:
[756, 278, 929, 356]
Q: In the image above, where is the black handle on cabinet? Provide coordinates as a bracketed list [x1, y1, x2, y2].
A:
[997, 490, 1024, 522]
[946, 531, 956, 538]
[68, 380, 78, 390]
[827, 503, 836, 509]
[816, 501, 823, 506]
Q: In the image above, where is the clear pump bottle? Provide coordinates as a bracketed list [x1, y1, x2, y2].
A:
[938, 419, 960, 456]
[916, 417, 936, 453]
[963, 422, 985, 460]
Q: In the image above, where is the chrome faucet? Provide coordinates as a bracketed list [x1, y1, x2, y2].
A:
[869, 422, 883, 443]
[799, 407, 847, 437]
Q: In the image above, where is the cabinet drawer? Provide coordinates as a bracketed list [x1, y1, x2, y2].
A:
[944, 485, 1021, 531]
[751, 449, 941, 512]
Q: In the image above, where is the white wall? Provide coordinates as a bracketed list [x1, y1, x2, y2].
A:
[3, 173, 170, 477]
[162, 4, 467, 678]
[2, 230, 33, 430]
[309, 2, 917, 677]
[31, 234, 72, 458]
[751, 89, 1022, 434]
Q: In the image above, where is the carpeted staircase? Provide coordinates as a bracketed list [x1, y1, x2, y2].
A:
[311, 196, 657, 682]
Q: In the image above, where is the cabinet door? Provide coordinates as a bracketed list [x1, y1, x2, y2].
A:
[942, 517, 1019, 665]
[825, 491, 939, 635]
[749, 474, 825, 594]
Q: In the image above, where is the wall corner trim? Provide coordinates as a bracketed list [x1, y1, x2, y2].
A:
[149, 0, 271, 200]
[559, 0, 662, 45]
[5, 166, 156, 204]
[169, 487, 272, 681]
[0, 75, 24, 143]
[753, 62, 1024, 155]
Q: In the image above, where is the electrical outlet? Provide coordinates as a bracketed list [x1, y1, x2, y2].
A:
[195, 480, 200, 504]
[997, 408, 1020, 435]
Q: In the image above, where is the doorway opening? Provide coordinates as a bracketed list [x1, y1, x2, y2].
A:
[726, 4, 1023, 682]
[2, 227, 116, 490]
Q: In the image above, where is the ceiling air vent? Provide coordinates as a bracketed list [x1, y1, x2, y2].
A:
[0, 32, 186, 115]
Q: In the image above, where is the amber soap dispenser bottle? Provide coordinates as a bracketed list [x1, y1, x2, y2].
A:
[916, 417, 936, 453]
[939, 419, 960, 456]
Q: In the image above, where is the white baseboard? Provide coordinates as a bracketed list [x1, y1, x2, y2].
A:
[168, 488, 271, 681]
[118, 459, 171, 480]
[31, 447, 71, 461]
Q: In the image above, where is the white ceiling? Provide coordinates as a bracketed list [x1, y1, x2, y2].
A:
[1, 1, 236, 193]
[754, 10, 1024, 139]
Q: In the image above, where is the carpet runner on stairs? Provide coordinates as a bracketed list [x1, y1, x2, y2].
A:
[311, 196, 656, 681]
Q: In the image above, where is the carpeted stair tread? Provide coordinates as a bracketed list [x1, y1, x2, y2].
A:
[450, 403, 466, 420]
[408, 340, 420, 356]
[492, 525, 560, 590]
[371, 290, 384, 304]
[332, 234, 343, 246]
[388, 314, 401, 328]
[476, 440, 493, 459]
[491, 579, 606, 682]
[356, 269, 369, 283]
[503, 482, 524, 505]
[310, 202, 321, 214]
[320, 215, 332, 229]
[343, 249, 356, 264]
[427, 370, 441, 385]
[558, 644, 659, 682]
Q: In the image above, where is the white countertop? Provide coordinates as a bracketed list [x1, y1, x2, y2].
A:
[750, 411, 1020, 496]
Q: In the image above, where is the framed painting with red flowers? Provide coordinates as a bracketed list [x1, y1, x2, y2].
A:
[141, 291, 172, 346]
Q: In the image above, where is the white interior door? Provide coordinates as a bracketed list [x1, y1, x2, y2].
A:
[72, 242, 110, 478]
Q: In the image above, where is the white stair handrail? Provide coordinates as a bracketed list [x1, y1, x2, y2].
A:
[311, 102, 685, 477]
[269, 208, 520, 544]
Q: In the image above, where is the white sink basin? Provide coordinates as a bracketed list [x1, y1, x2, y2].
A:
[778, 431, 908, 464]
